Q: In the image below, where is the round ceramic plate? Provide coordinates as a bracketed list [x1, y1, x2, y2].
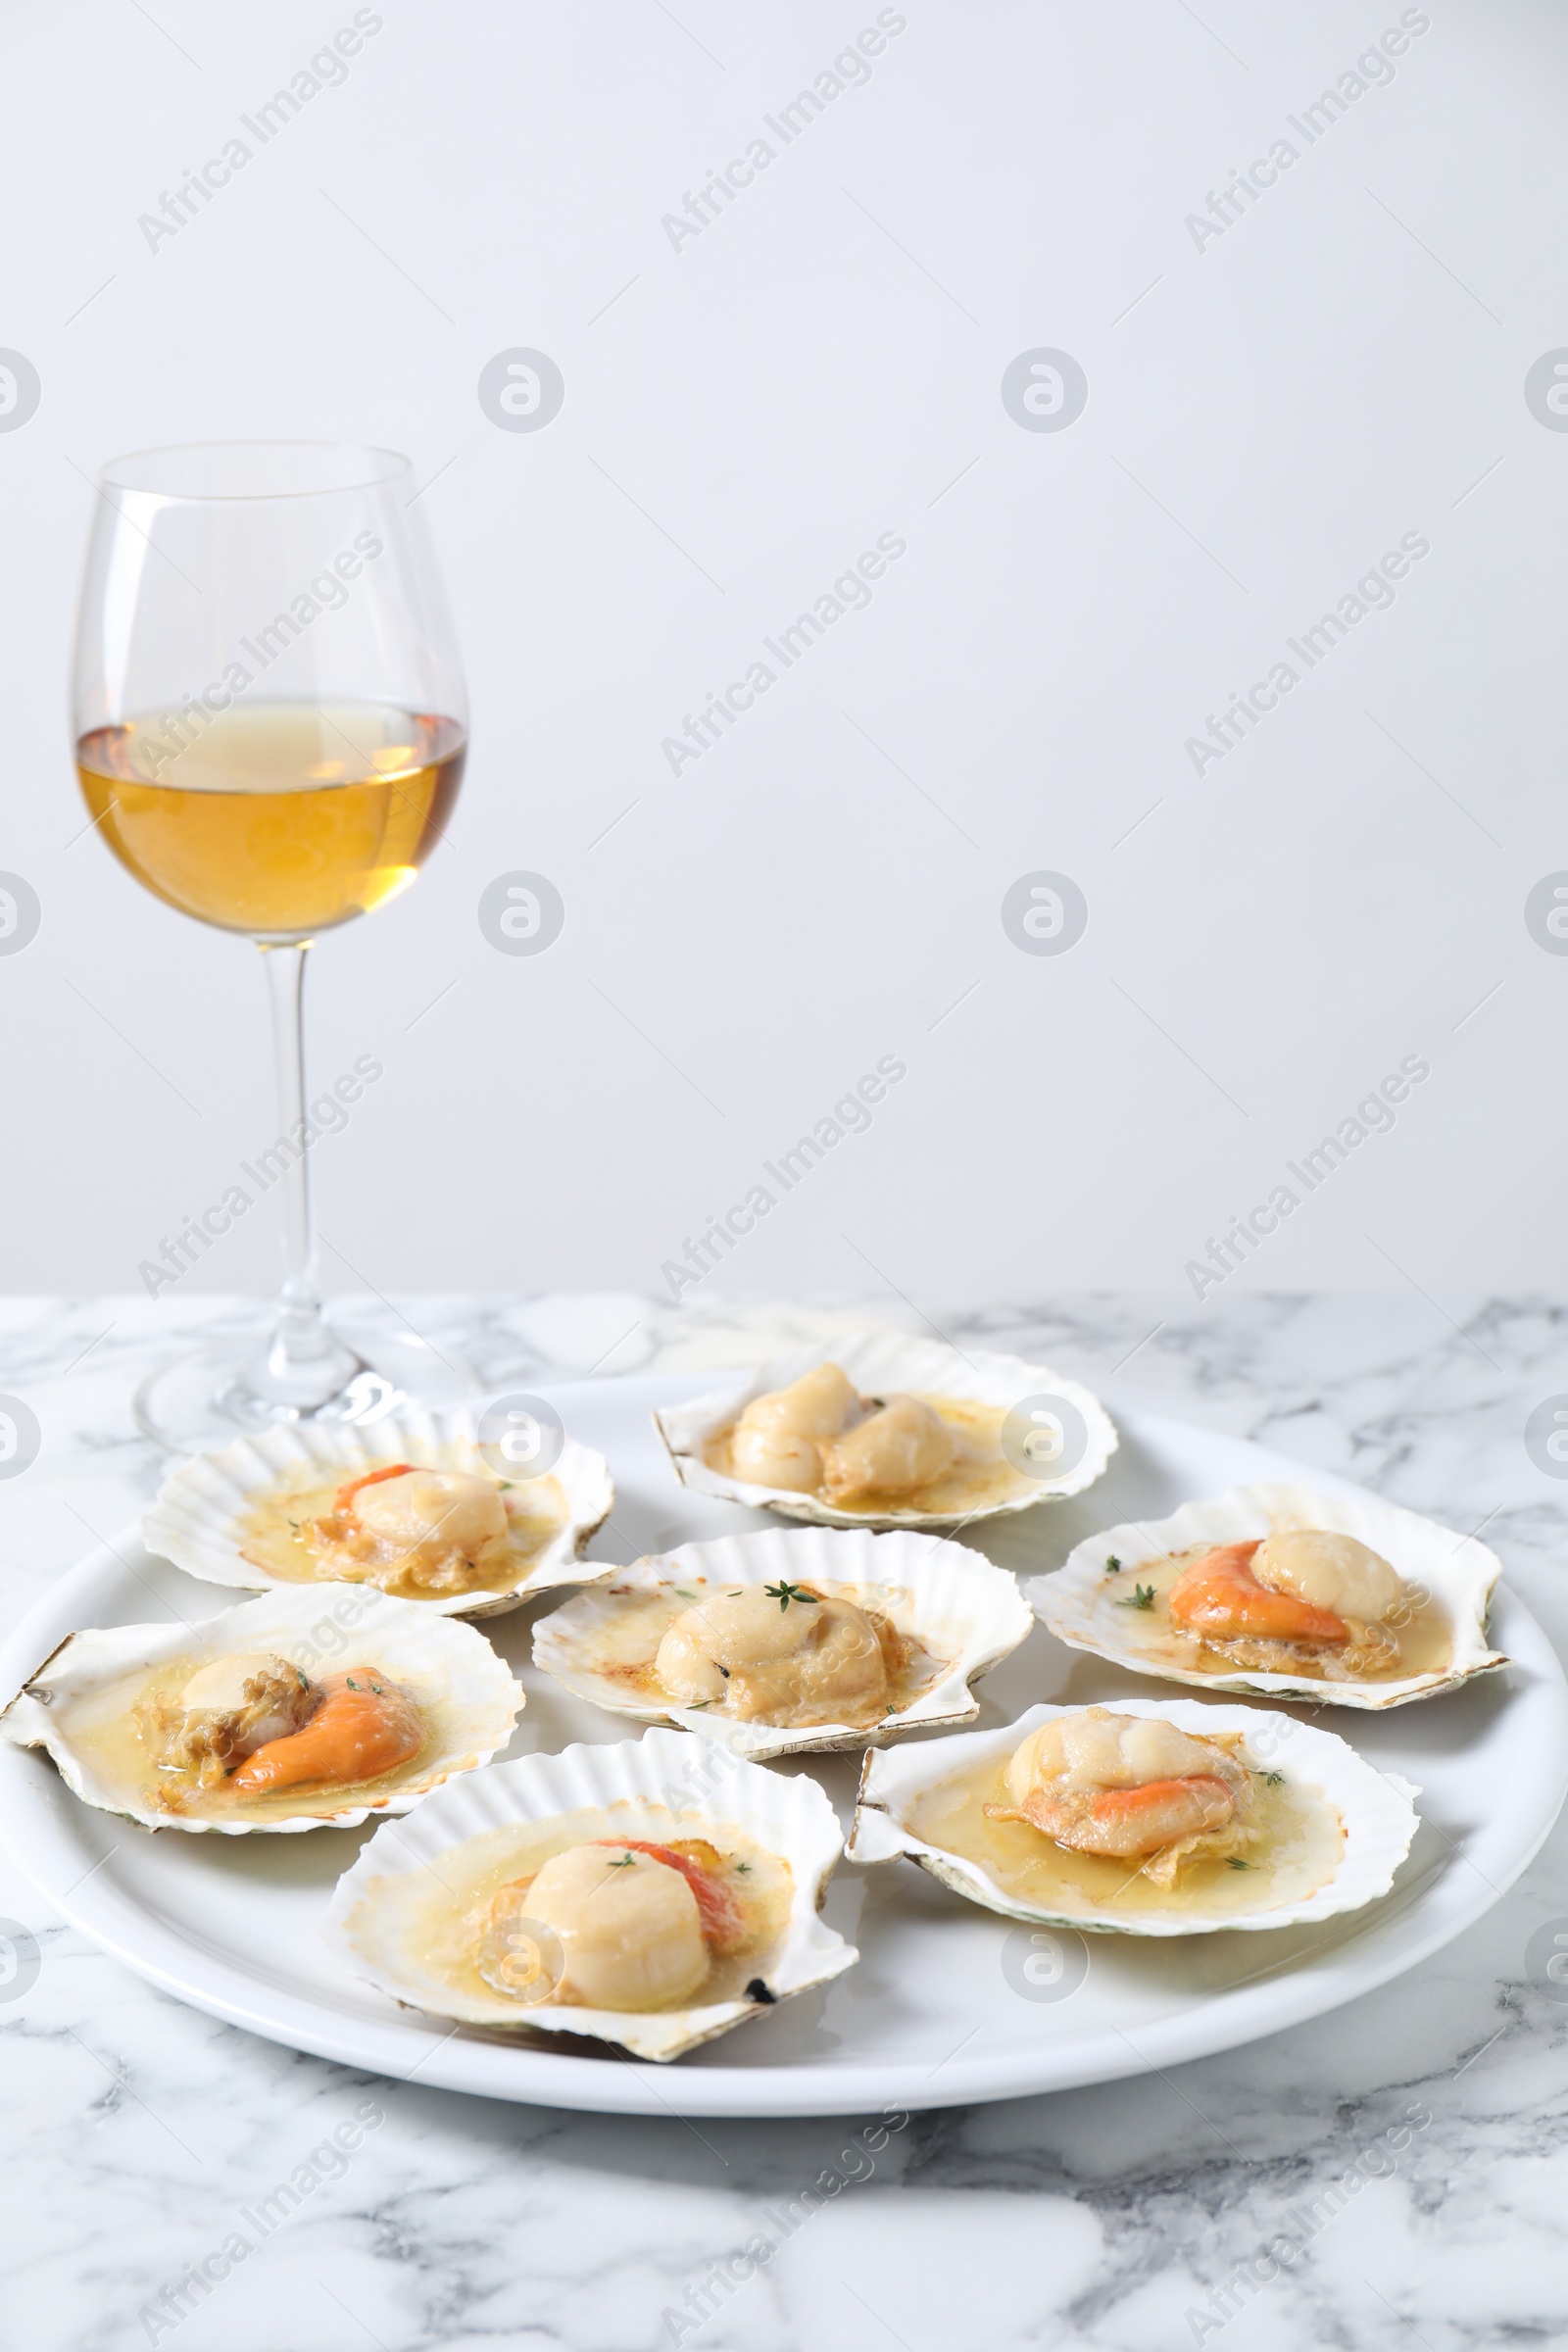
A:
[0, 1373, 1563, 2120]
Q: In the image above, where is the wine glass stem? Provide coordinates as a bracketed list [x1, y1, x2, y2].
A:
[258, 940, 335, 1371]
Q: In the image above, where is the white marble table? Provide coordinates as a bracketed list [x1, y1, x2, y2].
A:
[2, 1292, 1564, 2352]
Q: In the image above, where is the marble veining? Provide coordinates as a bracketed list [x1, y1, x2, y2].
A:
[1, 1290, 1565, 2352]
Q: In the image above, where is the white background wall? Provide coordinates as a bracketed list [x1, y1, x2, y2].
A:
[3, 0, 1564, 1320]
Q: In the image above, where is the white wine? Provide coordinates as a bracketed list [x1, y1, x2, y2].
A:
[76, 699, 465, 938]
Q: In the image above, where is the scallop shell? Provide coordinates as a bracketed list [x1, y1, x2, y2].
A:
[848, 1698, 1421, 1936]
[1029, 1480, 1508, 1709]
[327, 1728, 858, 2061]
[140, 1405, 614, 1619]
[653, 1330, 1115, 1530]
[531, 1527, 1033, 1759]
[0, 1587, 523, 1837]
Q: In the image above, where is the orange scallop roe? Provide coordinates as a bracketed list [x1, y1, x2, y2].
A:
[1167, 1541, 1349, 1646]
[228, 1669, 423, 1793]
[991, 1772, 1238, 1858]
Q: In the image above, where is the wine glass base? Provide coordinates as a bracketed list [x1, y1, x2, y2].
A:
[133, 1324, 481, 1452]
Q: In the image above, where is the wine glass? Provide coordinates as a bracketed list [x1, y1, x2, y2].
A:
[71, 441, 468, 1448]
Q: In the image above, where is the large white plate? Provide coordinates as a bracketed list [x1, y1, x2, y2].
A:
[1, 1374, 1563, 2119]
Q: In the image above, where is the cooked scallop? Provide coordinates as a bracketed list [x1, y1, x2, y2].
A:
[653, 1333, 1116, 1531]
[512, 1841, 710, 2010]
[0, 1587, 523, 1835]
[306, 1465, 512, 1595]
[1167, 1544, 1354, 1649]
[328, 1729, 859, 2060]
[1030, 1481, 1508, 1709]
[849, 1698, 1422, 1935]
[164, 1652, 317, 1784]
[983, 1707, 1254, 1882]
[730, 1363, 862, 1491]
[1251, 1529, 1402, 1621]
[820, 1396, 956, 1501]
[139, 1409, 615, 1619]
[351, 1467, 508, 1556]
[654, 1585, 887, 1722]
[531, 1528, 1033, 1758]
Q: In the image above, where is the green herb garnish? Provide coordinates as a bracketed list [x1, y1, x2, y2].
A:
[607, 1852, 636, 1869]
[1104, 1554, 1122, 1574]
[1122, 1584, 1156, 1610]
[1227, 1857, 1253, 1870]
[764, 1581, 818, 1611]
[1261, 1770, 1284, 1787]
[733, 1860, 752, 1874]
[673, 1589, 698, 1600]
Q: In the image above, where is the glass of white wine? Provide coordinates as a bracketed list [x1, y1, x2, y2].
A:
[71, 441, 467, 1448]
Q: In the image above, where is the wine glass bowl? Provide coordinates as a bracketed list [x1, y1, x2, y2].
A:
[71, 441, 467, 1446]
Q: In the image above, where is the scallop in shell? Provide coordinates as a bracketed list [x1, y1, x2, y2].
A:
[327, 1728, 858, 2062]
[531, 1526, 1033, 1759]
[653, 1330, 1115, 1531]
[848, 1698, 1421, 1936]
[140, 1404, 614, 1619]
[0, 1586, 523, 1836]
[1030, 1481, 1507, 1709]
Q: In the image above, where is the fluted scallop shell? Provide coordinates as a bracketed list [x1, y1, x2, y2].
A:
[848, 1698, 1421, 1936]
[327, 1728, 858, 2062]
[0, 1587, 523, 1836]
[1029, 1481, 1508, 1709]
[531, 1526, 1033, 1760]
[653, 1330, 1115, 1530]
[140, 1405, 614, 1619]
